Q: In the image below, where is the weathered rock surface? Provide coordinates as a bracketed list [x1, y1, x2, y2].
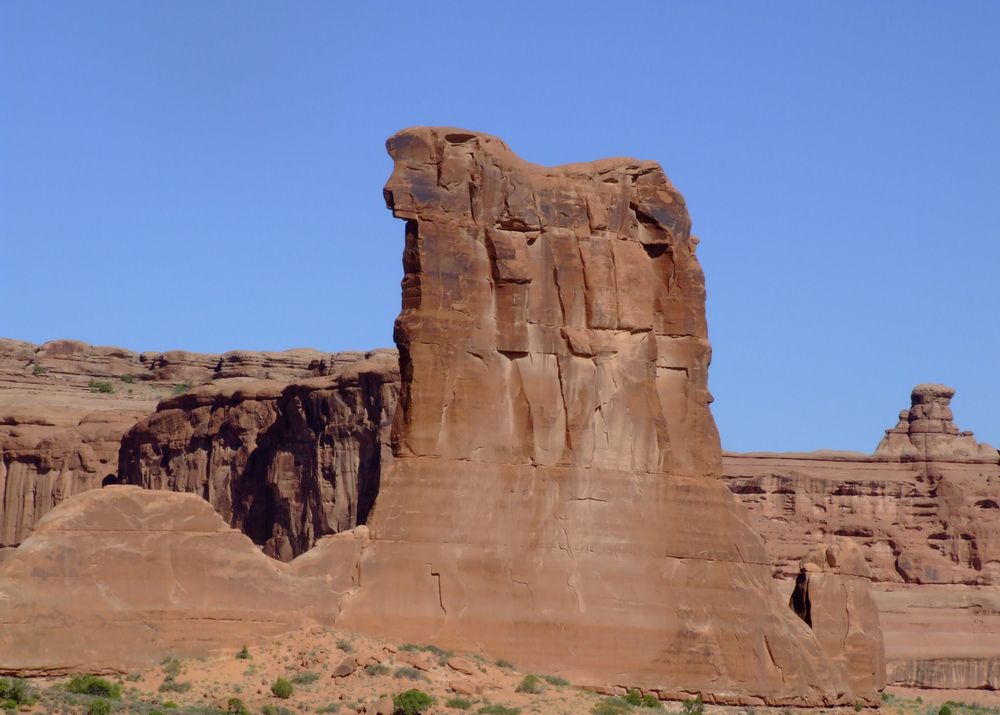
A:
[790, 544, 886, 697]
[0, 487, 336, 674]
[724, 385, 1000, 690]
[118, 351, 399, 559]
[0, 338, 383, 555]
[335, 127, 878, 705]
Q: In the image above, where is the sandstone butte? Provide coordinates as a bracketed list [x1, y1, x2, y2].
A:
[27, 126, 1000, 703]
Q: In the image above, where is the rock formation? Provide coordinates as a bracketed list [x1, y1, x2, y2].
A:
[0, 338, 379, 557]
[0, 487, 337, 674]
[333, 127, 879, 705]
[118, 351, 398, 559]
[724, 384, 1000, 690]
[789, 544, 886, 697]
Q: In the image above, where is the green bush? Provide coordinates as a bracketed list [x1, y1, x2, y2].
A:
[290, 671, 319, 685]
[262, 707, 293, 715]
[336, 639, 354, 653]
[0, 678, 33, 706]
[478, 706, 520, 715]
[67, 675, 122, 699]
[515, 674, 542, 694]
[172, 382, 192, 395]
[271, 678, 294, 699]
[641, 693, 662, 709]
[393, 666, 427, 681]
[681, 696, 704, 715]
[88, 379, 115, 394]
[120, 374, 135, 384]
[364, 663, 390, 676]
[162, 702, 178, 709]
[316, 705, 341, 714]
[227, 697, 249, 715]
[87, 699, 112, 715]
[542, 675, 569, 687]
[938, 706, 952, 715]
[158, 678, 191, 693]
[625, 689, 643, 706]
[592, 699, 630, 715]
[32, 363, 45, 376]
[495, 659, 514, 670]
[446, 697, 473, 710]
[393, 689, 434, 715]
[235, 645, 250, 660]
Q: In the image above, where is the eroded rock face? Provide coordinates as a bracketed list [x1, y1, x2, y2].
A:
[119, 352, 399, 559]
[790, 544, 886, 698]
[724, 384, 1000, 690]
[336, 127, 875, 706]
[0, 487, 338, 674]
[0, 338, 383, 556]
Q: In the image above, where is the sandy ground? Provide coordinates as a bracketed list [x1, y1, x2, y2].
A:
[10, 626, 1000, 715]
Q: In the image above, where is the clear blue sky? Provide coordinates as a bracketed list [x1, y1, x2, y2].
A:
[2, 3, 997, 453]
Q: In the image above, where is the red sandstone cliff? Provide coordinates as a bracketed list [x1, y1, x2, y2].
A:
[330, 127, 881, 706]
[724, 384, 1000, 691]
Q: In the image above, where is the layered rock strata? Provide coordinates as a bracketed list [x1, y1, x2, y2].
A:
[724, 385, 1000, 690]
[335, 127, 879, 705]
[118, 352, 399, 559]
[0, 338, 378, 555]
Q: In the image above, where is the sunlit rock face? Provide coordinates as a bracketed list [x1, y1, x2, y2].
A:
[336, 127, 878, 706]
[724, 384, 1000, 691]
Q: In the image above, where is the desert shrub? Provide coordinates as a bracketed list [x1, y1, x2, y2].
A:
[172, 382, 192, 395]
[162, 702, 178, 709]
[87, 699, 112, 715]
[478, 706, 520, 715]
[0, 678, 33, 706]
[641, 693, 662, 708]
[262, 707, 294, 715]
[120, 374, 134, 384]
[393, 666, 427, 682]
[271, 678, 293, 699]
[124, 673, 141, 682]
[542, 675, 569, 687]
[495, 659, 514, 670]
[446, 697, 473, 710]
[854, 702, 864, 712]
[227, 697, 249, 715]
[32, 363, 45, 376]
[316, 705, 341, 714]
[150, 710, 165, 715]
[235, 645, 250, 660]
[592, 699, 630, 715]
[682, 696, 704, 715]
[67, 675, 121, 699]
[290, 671, 319, 685]
[161, 658, 182, 678]
[365, 664, 390, 676]
[515, 675, 543, 694]
[625, 689, 643, 706]
[938, 706, 952, 715]
[336, 639, 354, 653]
[88, 379, 115, 394]
[393, 689, 434, 715]
[158, 679, 191, 694]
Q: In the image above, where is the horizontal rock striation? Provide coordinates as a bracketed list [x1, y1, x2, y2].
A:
[724, 384, 1000, 690]
[336, 127, 880, 706]
[118, 352, 399, 559]
[0, 338, 383, 555]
